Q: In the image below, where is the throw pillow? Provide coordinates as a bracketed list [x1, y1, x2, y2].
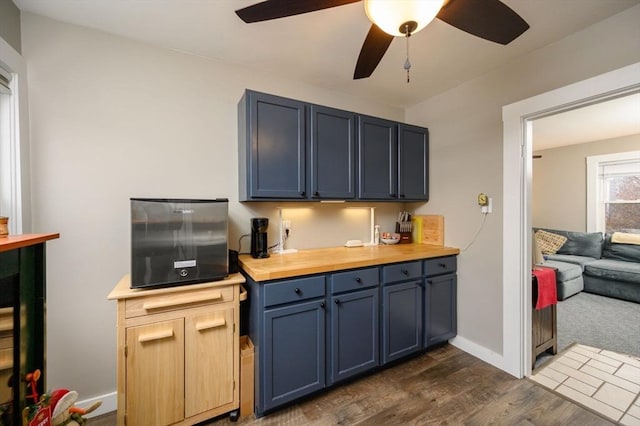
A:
[611, 232, 640, 245]
[535, 230, 568, 255]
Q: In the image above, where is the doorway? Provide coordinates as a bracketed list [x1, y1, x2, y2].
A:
[501, 62, 640, 378]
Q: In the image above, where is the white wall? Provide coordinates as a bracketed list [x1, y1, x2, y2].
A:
[21, 12, 405, 406]
[533, 134, 640, 231]
[406, 5, 640, 357]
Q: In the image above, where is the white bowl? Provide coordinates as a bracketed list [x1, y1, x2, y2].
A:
[381, 237, 400, 245]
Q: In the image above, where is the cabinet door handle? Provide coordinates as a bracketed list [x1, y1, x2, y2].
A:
[196, 317, 226, 331]
[400, 194, 405, 198]
[427, 280, 433, 284]
[142, 291, 222, 310]
[320, 302, 326, 309]
[334, 299, 340, 305]
[389, 193, 396, 198]
[313, 191, 320, 197]
[300, 191, 306, 196]
[138, 329, 174, 343]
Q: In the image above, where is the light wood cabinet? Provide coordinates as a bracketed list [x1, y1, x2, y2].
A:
[109, 274, 246, 426]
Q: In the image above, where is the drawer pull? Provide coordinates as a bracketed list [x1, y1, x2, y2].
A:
[294, 288, 301, 294]
[138, 329, 174, 343]
[438, 263, 447, 268]
[142, 291, 222, 310]
[239, 285, 248, 302]
[355, 277, 362, 283]
[196, 317, 226, 331]
[402, 269, 409, 275]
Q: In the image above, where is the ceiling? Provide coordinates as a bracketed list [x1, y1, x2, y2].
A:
[13, 0, 640, 109]
[533, 92, 640, 151]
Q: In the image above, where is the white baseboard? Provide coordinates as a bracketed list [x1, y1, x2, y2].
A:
[449, 335, 507, 373]
[77, 391, 116, 419]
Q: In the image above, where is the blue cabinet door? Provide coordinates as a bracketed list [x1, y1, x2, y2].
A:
[358, 115, 397, 200]
[310, 105, 356, 199]
[329, 288, 379, 384]
[262, 299, 325, 412]
[240, 91, 306, 199]
[398, 124, 429, 201]
[424, 273, 457, 348]
[381, 280, 423, 364]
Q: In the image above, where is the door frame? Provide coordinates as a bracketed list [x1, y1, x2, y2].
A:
[501, 62, 640, 378]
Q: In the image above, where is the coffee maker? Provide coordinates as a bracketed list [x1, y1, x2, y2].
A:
[251, 218, 270, 258]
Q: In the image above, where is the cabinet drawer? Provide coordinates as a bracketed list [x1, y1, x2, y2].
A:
[330, 267, 379, 294]
[424, 256, 457, 277]
[125, 285, 235, 318]
[382, 261, 422, 283]
[264, 276, 325, 307]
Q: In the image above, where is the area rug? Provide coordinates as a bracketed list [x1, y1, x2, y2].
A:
[530, 343, 640, 425]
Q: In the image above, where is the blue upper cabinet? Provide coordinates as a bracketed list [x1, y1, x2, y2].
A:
[309, 105, 356, 200]
[239, 90, 307, 200]
[239, 90, 428, 202]
[357, 115, 398, 200]
[398, 124, 429, 201]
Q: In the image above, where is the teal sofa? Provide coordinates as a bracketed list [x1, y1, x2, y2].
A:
[536, 228, 640, 303]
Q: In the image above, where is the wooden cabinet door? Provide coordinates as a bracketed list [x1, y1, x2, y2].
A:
[358, 115, 397, 200]
[329, 288, 379, 384]
[381, 281, 423, 364]
[309, 105, 356, 199]
[398, 124, 429, 201]
[262, 299, 325, 412]
[246, 91, 307, 199]
[126, 318, 185, 426]
[425, 274, 457, 348]
[185, 305, 235, 417]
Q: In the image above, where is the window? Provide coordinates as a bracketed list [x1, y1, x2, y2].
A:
[587, 151, 640, 233]
[0, 61, 23, 235]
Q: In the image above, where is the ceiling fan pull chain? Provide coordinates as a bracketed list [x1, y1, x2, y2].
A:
[404, 24, 411, 83]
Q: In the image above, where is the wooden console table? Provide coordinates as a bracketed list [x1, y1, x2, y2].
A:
[0, 233, 59, 425]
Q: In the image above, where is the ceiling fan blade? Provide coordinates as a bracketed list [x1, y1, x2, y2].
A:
[437, 0, 529, 45]
[236, 0, 361, 23]
[353, 24, 394, 79]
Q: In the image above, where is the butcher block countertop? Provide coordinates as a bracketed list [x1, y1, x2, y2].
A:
[239, 243, 460, 282]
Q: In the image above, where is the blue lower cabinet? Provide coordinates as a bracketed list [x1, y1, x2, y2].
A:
[382, 280, 423, 364]
[424, 273, 457, 348]
[262, 299, 326, 412]
[328, 288, 379, 385]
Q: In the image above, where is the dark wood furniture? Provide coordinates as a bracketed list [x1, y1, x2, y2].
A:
[531, 270, 558, 369]
[0, 233, 59, 425]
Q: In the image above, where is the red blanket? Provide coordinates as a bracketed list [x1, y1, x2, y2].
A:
[533, 267, 557, 310]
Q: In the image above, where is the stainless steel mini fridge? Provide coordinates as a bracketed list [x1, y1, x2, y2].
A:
[130, 198, 228, 288]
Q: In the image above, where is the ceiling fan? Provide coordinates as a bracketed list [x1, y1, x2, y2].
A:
[235, 0, 530, 80]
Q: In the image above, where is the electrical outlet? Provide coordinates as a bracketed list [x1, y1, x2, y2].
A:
[481, 197, 493, 214]
[282, 220, 291, 237]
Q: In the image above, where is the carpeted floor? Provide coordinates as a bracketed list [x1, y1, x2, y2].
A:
[556, 292, 640, 358]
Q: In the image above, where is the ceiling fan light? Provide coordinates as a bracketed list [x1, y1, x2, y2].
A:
[364, 0, 445, 37]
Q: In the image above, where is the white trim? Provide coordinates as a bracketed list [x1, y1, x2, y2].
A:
[502, 62, 640, 379]
[77, 391, 117, 419]
[586, 151, 640, 232]
[0, 34, 29, 233]
[449, 335, 504, 370]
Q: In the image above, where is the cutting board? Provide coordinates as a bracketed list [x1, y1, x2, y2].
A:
[412, 215, 444, 246]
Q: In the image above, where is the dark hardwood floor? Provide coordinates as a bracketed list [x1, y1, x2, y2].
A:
[90, 345, 612, 425]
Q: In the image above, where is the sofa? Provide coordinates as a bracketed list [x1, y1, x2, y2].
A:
[534, 228, 640, 303]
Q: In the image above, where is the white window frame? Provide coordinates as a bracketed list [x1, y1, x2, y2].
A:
[0, 36, 28, 235]
[586, 150, 640, 233]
